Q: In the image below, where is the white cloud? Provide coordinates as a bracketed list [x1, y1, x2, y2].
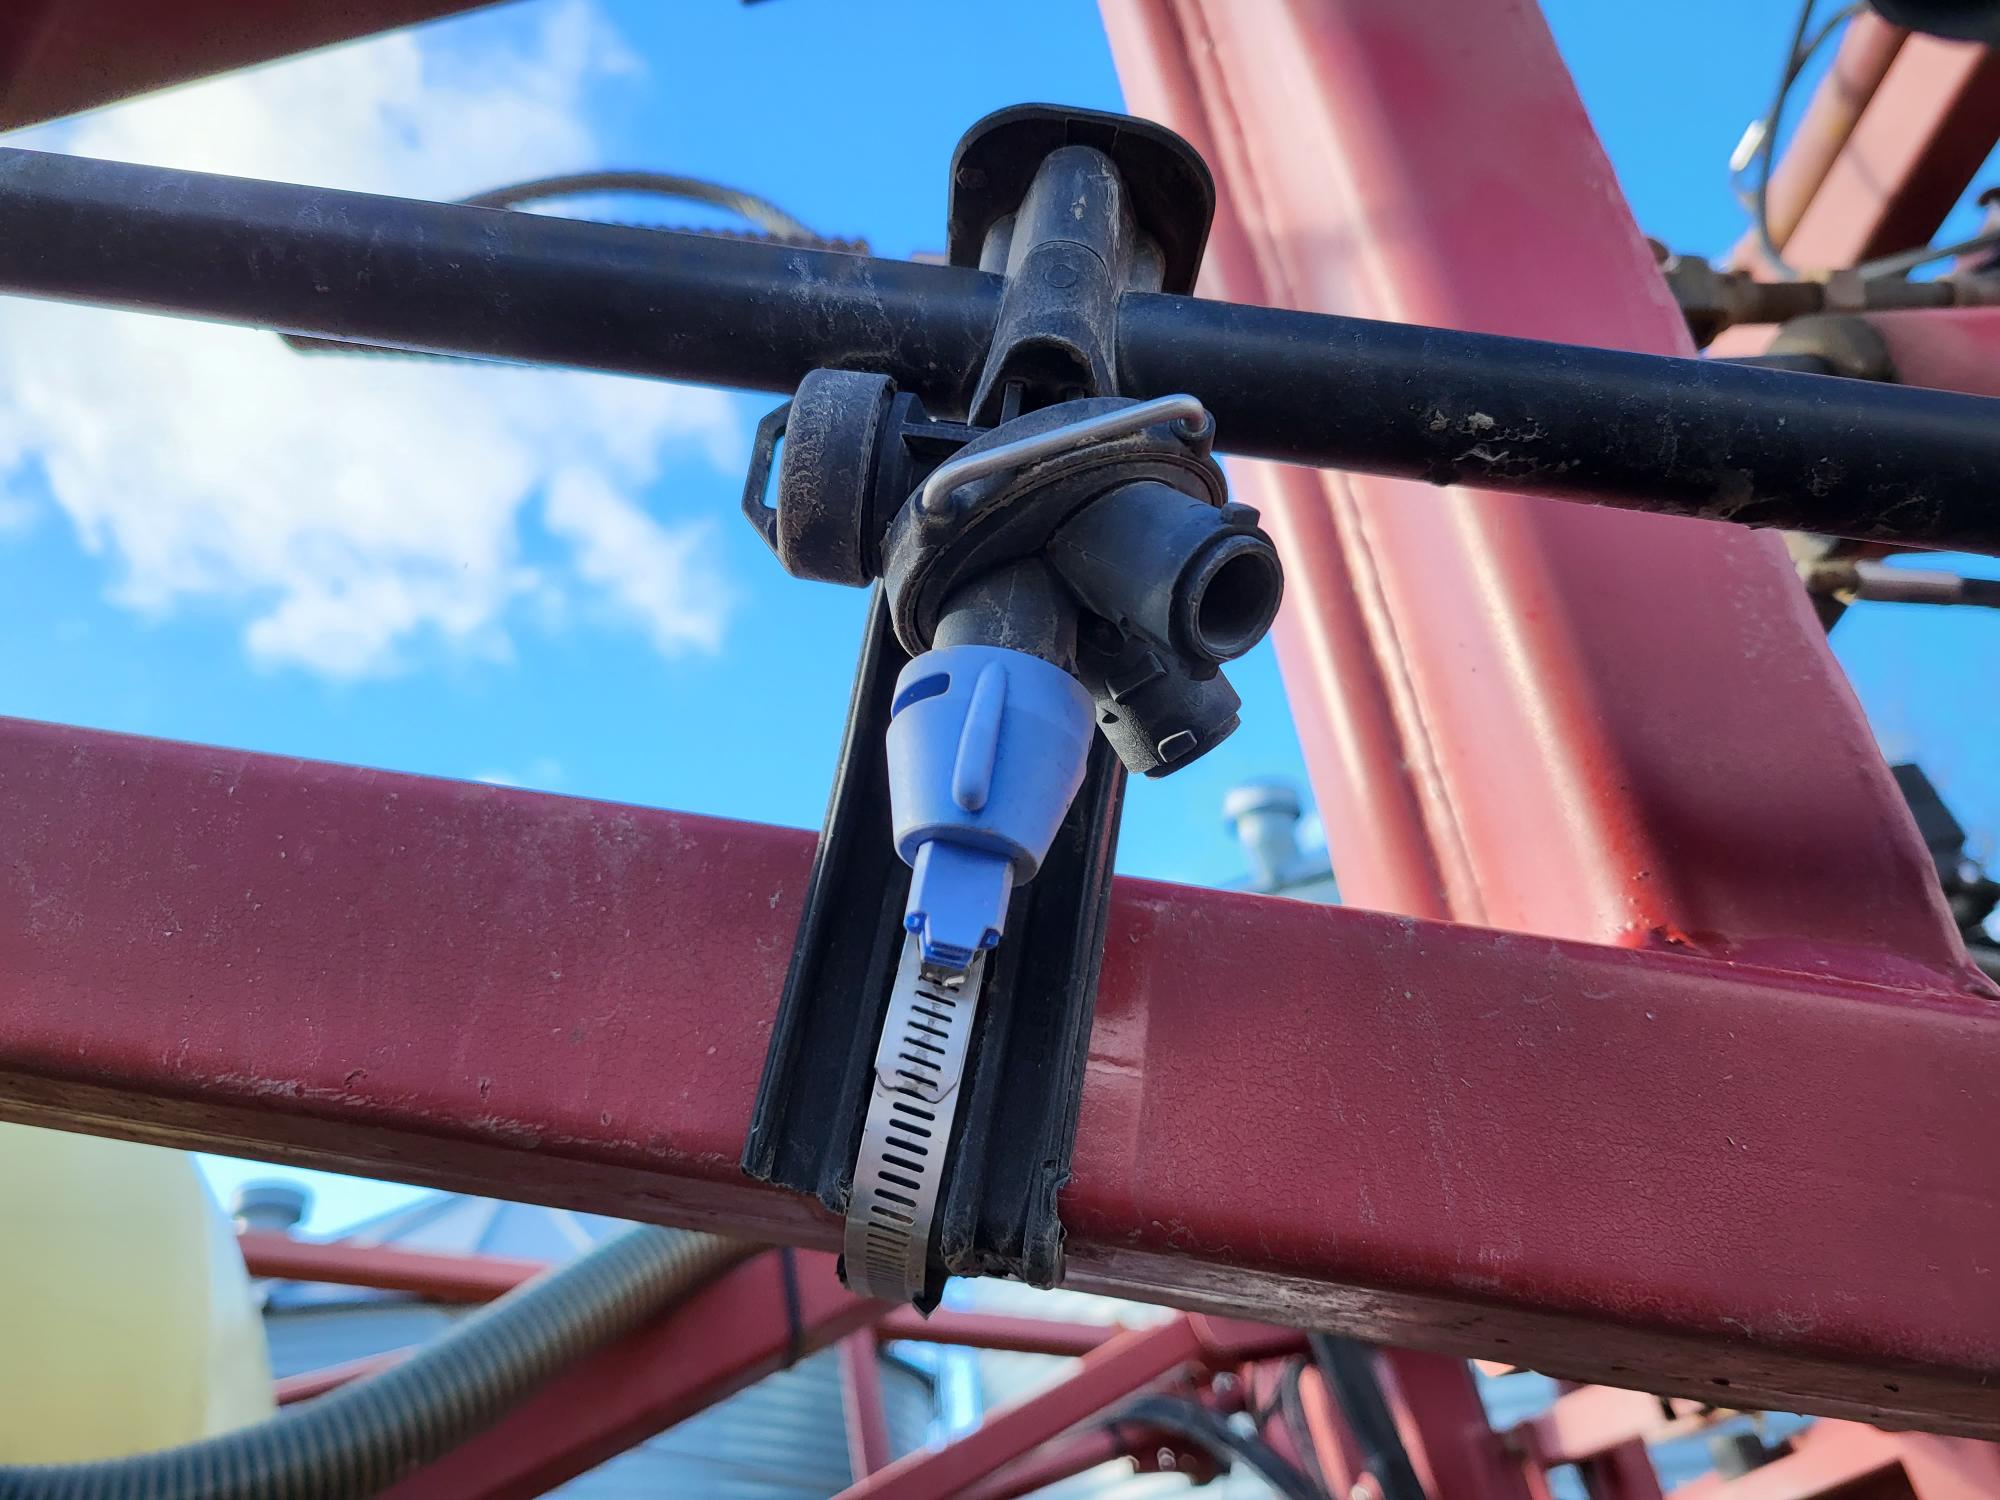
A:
[0, 2, 741, 677]
[544, 469, 731, 655]
[472, 757, 563, 789]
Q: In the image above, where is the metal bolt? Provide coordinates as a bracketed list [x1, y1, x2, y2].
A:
[1173, 411, 1213, 444]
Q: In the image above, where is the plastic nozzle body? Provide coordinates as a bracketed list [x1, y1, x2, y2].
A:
[885, 644, 1094, 972]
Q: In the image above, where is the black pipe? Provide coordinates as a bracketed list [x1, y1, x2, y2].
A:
[1118, 292, 2000, 550]
[4, 147, 1999, 553]
[0, 147, 1000, 404]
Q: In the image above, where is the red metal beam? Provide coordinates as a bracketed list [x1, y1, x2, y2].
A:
[839, 1330, 894, 1482]
[1097, 0, 1994, 1437]
[837, 1318, 1207, 1500]
[1779, 34, 2000, 270]
[238, 1230, 548, 1303]
[959, 1428, 1137, 1500]
[1517, 1386, 1707, 1468]
[1379, 1350, 1532, 1500]
[1731, 13, 1910, 268]
[1241, 1358, 1318, 1482]
[0, 0, 499, 130]
[379, 1249, 882, 1500]
[1297, 1365, 1368, 1498]
[275, 1348, 410, 1405]
[3, 719, 2000, 1433]
[1101, 0, 1969, 960]
[1848, 307, 2000, 399]
[960, 1400, 1229, 1500]
[876, 1307, 1126, 1358]
[240, 1237, 1131, 1357]
[1675, 1423, 1904, 1500]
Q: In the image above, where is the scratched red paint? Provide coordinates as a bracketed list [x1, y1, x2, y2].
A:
[1102, 0, 1975, 977]
[1, 716, 1998, 1434]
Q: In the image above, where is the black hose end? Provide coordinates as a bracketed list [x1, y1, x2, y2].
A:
[1079, 632, 1242, 778]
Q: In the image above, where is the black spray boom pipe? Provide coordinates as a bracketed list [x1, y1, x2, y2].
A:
[3, 146, 1997, 553]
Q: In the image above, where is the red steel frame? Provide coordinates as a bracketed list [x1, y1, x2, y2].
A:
[9, 714, 2000, 1437]
[1730, 12, 1910, 270]
[1771, 32, 2000, 271]
[4, 0, 2000, 1495]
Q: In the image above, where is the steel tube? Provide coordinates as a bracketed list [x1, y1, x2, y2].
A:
[1115, 290, 2000, 549]
[0, 146, 1002, 404]
[4, 148, 2000, 552]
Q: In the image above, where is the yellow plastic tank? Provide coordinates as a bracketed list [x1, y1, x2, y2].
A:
[0, 1122, 274, 1460]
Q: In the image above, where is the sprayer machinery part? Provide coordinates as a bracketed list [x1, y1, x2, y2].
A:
[844, 945, 990, 1301]
[738, 107, 1285, 1307]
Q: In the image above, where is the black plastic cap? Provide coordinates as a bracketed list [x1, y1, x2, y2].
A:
[947, 104, 1216, 295]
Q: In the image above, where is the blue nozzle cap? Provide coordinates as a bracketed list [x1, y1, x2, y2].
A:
[886, 643, 1096, 972]
[903, 839, 1012, 972]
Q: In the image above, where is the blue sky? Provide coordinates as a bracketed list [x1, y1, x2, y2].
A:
[3, 0, 1995, 1232]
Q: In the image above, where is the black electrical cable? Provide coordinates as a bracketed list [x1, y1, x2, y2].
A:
[1308, 1333, 1428, 1500]
[460, 168, 821, 242]
[1748, 0, 1864, 278]
[1745, 0, 2000, 282]
[1111, 1394, 1329, 1500]
[278, 170, 856, 361]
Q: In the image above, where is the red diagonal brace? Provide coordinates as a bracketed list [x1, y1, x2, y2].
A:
[839, 1330, 894, 1480]
[3, 718, 2000, 1434]
[238, 1230, 549, 1303]
[835, 1317, 1206, 1500]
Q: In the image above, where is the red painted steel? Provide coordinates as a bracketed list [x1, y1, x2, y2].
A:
[1672, 1419, 2000, 1500]
[238, 1230, 548, 1303]
[1298, 1365, 1368, 1498]
[1241, 1358, 1318, 1482]
[1780, 35, 2000, 271]
[1732, 13, 1910, 268]
[0, 0, 495, 129]
[274, 1349, 410, 1405]
[1379, 1351, 1533, 1500]
[378, 1250, 882, 1500]
[1852, 308, 2000, 400]
[1580, 1450, 1669, 1500]
[835, 1318, 1206, 1500]
[1518, 1386, 1706, 1467]
[1846, 1432, 2000, 1500]
[958, 1428, 1134, 1500]
[960, 1409, 1224, 1500]
[1102, 0, 1970, 973]
[876, 1307, 1125, 1358]
[838, 1330, 894, 1481]
[239, 1239, 1130, 1357]
[1099, 0, 1458, 922]
[1536, 1382, 1676, 1500]
[3, 720, 2000, 1431]
[1671, 1426, 1901, 1500]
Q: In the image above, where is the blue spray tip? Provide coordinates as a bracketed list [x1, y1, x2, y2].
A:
[903, 839, 1012, 973]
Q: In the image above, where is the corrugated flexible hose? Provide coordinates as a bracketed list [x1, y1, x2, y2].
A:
[0, 1225, 755, 1500]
